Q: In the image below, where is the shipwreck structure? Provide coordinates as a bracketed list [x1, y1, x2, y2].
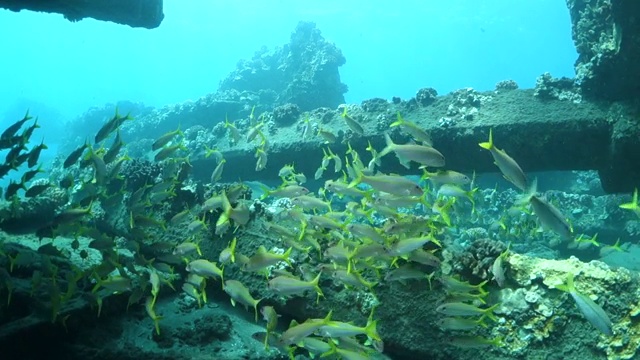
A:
[0, 0, 164, 28]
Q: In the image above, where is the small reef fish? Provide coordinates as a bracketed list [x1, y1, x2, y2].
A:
[152, 126, 183, 151]
[255, 147, 268, 171]
[391, 112, 433, 146]
[223, 279, 262, 321]
[211, 158, 226, 183]
[95, 109, 132, 144]
[186, 259, 223, 281]
[243, 246, 292, 272]
[386, 235, 440, 257]
[64, 142, 88, 169]
[154, 143, 186, 162]
[260, 184, 309, 200]
[268, 272, 323, 301]
[440, 276, 488, 295]
[436, 302, 499, 320]
[379, 132, 445, 168]
[173, 242, 202, 256]
[341, 107, 364, 135]
[451, 336, 503, 348]
[27, 139, 48, 168]
[437, 317, 487, 331]
[224, 116, 242, 144]
[317, 308, 380, 341]
[317, 127, 337, 144]
[219, 237, 237, 264]
[350, 172, 423, 197]
[1, 110, 32, 141]
[103, 130, 123, 164]
[278, 311, 333, 346]
[519, 179, 573, 239]
[479, 128, 528, 191]
[491, 248, 509, 287]
[554, 273, 613, 336]
[422, 169, 471, 186]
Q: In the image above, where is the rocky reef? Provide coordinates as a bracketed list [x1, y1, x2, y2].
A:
[3, 5, 640, 360]
[566, 0, 640, 102]
[219, 21, 348, 112]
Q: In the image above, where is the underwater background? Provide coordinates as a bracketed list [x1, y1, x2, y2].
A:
[0, 0, 639, 359]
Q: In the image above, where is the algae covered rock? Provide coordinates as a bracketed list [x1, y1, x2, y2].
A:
[500, 253, 640, 360]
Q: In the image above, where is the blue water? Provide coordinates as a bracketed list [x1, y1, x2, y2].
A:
[0, 0, 575, 127]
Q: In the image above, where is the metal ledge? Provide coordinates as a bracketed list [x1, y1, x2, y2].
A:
[0, 0, 164, 29]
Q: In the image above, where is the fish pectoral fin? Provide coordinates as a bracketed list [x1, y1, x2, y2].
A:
[230, 298, 236, 307]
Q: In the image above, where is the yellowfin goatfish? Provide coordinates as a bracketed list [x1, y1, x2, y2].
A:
[341, 107, 364, 135]
[386, 235, 439, 257]
[379, 133, 445, 168]
[518, 179, 573, 239]
[350, 172, 423, 197]
[243, 246, 293, 272]
[152, 126, 183, 151]
[219, 237, 237, 264]
[210, 158, 226, 183]
[553, 273, 613, 336]
[436, 302, 499, 321]
[278, 311, 333, 346]
[479, 128, 528, 191]
[268, 273, 323, 301]
[186, 259, 223, 281]
[422, 169, 470, 186]
[391, 112, 433, 146]
[223, 280, 262, 321]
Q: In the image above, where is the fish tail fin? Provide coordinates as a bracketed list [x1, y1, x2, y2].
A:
[378, 132, 394, 159]
[620, 188, 639, 211]
[282, 247, 293, 266]
[153, 315, 163, 335]
[365, 319, 381, 341]
[254, 298, 262, 322]
[516, 178, 538, 206]
[264, 331, 270, 349]
[177, 122, 185, 138]
[468, 187, 478, 214]
[559, 272, 577, 293]
[90, 272, 103, 293]
[221, 191, 232, 214]
[311, 272, 324, 302]
[420, 168, 435, 183]
[322, 341, 338, 358]
[258, 184, 272, 201]
[477, 315, 489, 328]
[323, 309, 333, 324]
[478, 128, 494, 150]
[475, 280, 490, 296]
[347, 167, 364, 189]
[390, 112, 405, 127]
[483, 303, 500, 322]
[566, 272, 575, 290]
